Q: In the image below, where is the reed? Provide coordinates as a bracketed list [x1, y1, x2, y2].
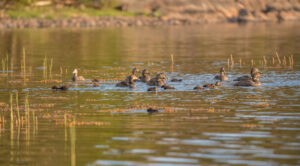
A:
[283, 56, 286, 66]
[170, 54, 174, 64]
[263, 56, 267, 66]
[272, 57, 275, 65]
[275, 51, 281, 64]
[227, 58, 230, 68]
[43, 56, 48, 80]
[15, 91, 20, 125]
[70, 118, 76, 166]
[49, 57, 53, 80]
[239, 58, 242, 67]
[251, 59, 254, 67]
[6, 53, 9, 72]
[230, 54, 234, 67]
[1, 57, 5, 72]
[22, 48, 26, 77]
[10, 92, 14, 141]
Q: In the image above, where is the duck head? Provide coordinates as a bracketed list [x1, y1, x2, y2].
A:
[132, 68, 139, 75]
[72, 69, 78, 76]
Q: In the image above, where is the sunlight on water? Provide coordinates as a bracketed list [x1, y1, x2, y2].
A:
[0, 22, 299, 166]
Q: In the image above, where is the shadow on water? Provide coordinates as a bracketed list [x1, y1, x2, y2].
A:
[0, 22, 300, 166]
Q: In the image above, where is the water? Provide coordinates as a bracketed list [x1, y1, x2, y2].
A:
[0, 22, 300, 166]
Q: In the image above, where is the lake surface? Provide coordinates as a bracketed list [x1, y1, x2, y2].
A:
[0, 22, 300, 166]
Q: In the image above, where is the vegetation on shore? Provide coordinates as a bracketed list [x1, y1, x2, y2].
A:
[0, 0, 141, 19]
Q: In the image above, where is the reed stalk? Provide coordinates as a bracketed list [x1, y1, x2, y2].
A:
[283, 56, 286, 66]
[23, 48, 26, 77]
[227, 58, 230, 68]
[251, 59, 254, 67]
[239, 58, 242, 67]
[49, 57, 53, 80]
[263, 56, 267, 66]
[10, 92, 14, 141]
[275, 51, 281, 65]
[15, 91, 20, 125]
[6, 53, 9, 72]
[170, 54, 174, 64]
[43, 56, 48, 81]
[2, 58, 5, 72]
[230, 54, 234, 67]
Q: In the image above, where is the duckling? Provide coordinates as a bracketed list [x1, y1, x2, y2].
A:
[234, 73, 261, 87]
[193, 85, 203, 90]
[129, 82, 136, 89]
[147, 73, 168, 86]
[92, 78, 100, 82]
[126, 68, 139, 83]
[147, 108, 159, 113]
[161, 85, 175, 89]
[52, 85, 68, 91]
[116, 81, 129, 87]
[203, 83, 215, 89]
[234, 67, 262, 81]
[214, 67, 228, 81]
[171, 78, 182, 82]
[147, 87, 158, 92]
[215, 81, 221, 87]
[93, 82, 99, 87]
[72, 69, 85, 82]
[139, 69, 151, 83]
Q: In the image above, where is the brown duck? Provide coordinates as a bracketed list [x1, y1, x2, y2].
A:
[214, 67, 228, 81]
[234, 73, 261, 87]
[147, 73, 168, 86]
[234, 67, 262, 81]
[52, 85, 68, 91]
[72, 69, 85, 82]
[139, 69, 151, 83]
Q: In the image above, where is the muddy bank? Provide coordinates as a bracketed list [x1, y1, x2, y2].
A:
[0, 14, 299, 29]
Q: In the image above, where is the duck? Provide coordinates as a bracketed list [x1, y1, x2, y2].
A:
[193, 85, 203, 90]
[125, 67, 139, 83]
[139, 69, 151, 83]
[52, 85, 68, 91]
[234, 67, 262, 81]
[147, 108, 159, 113]
[203, 82, 221, 89]
[171, 78, 182, 82]
[147, 73, 168, 86]
[72, 69, 85, 82]
[161, 85, 175, 89]
[147, 87, 158, 92]
[214, 67, 228, 81]
[116, 75, 136, 88]
[234, 73, 261, 87]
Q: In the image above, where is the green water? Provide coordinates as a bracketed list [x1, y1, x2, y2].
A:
[0, 22, 300, 166]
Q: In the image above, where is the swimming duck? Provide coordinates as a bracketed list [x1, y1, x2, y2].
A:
[72, 69, 85, 82]
[126, 68, 139, 83]
[234, 73, 261, 87]
[161, 85, 175, 90]
[214, 67, 228, 81]
[203, 82, 220, 89]
[234, 67, 262, 81]
[52, 85, 68, 91]
[147, 87, 158, 92]
[139, 69, 151, 83]
[171, 78, 182, 82]
[116, 75, 136, 88]
[193, 85, 203, 90]
[147, 108, 159, 113]
[147, 73, 168, 86]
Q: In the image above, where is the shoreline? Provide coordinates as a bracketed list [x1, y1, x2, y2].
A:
[0, 16, 299, 29]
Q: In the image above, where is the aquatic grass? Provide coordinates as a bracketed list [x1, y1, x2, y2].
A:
[170, 54, 174, 64]
[49, 57, 53, 80]
[230, 54, 234, 67]
[239, 58, 242, 67]
[10, 92, 14, 144]
[275, 51, 281, 65]
[22, 48, 26, 79]
[70, 117, 76, 166]
[15, 91, 20, 125]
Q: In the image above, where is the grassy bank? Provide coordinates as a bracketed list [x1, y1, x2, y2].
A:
[4, 7, 138, 19]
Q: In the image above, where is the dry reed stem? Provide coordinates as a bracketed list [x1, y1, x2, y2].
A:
[275, 51, 281, 64]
